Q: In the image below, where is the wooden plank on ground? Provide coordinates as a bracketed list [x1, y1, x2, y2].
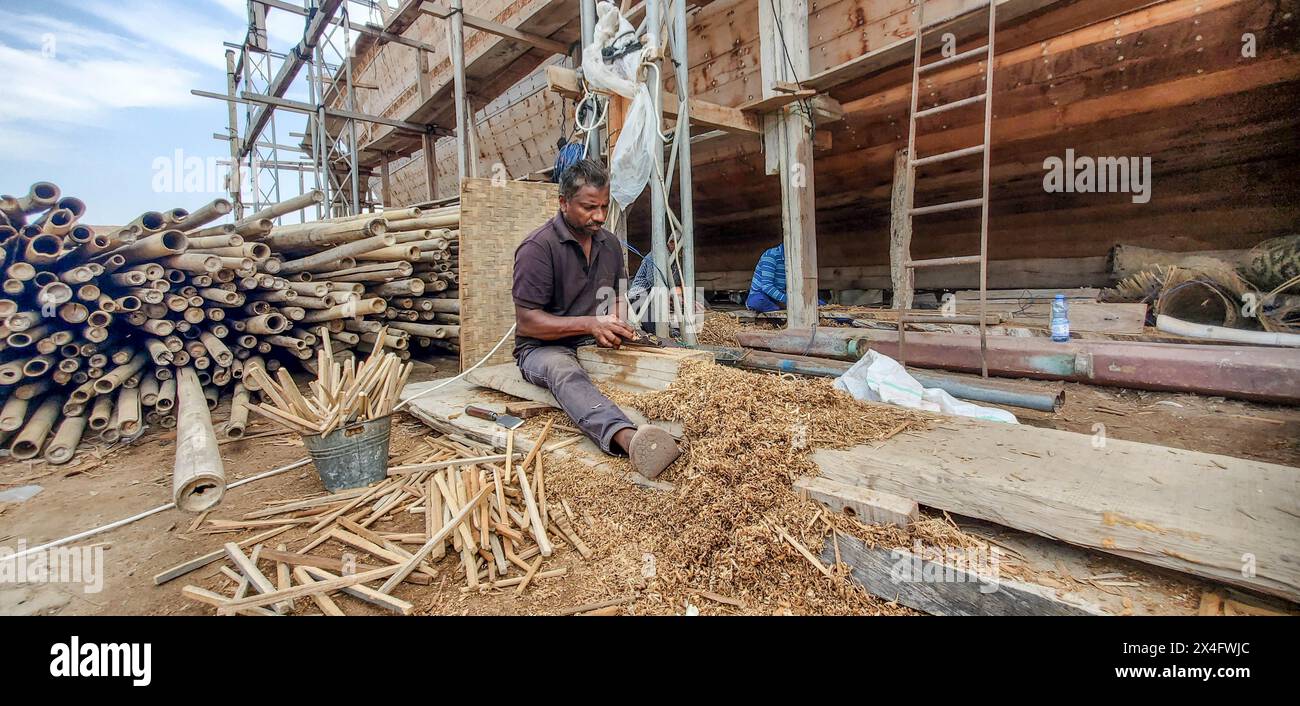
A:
[794, 476, 918, 528]
[824, 533, 1107, 616]
[813, 415, 1300, 602]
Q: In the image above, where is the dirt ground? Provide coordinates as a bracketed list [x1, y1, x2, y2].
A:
[0, 354, 1296, 616]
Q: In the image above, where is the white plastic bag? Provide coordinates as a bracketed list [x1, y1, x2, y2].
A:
[609, 85, 655, 206]
[833, 350, 1019, 424]
[582, 1, 643, 98]
[582, 1, 656, 206]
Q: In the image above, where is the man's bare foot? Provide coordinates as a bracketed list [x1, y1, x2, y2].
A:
[612, 427, 636, 455]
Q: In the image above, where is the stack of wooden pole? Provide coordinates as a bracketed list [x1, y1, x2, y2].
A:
[0, 180, 459, 477]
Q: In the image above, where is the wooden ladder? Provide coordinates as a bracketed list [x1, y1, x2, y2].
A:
[899, 0, 998, 377]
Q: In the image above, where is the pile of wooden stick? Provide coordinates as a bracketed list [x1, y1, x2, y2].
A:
[243, 328, 413, 436]
[166, 423, 591, 615]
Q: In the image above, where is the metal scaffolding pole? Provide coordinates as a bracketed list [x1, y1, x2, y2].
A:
[646, 0, 669, 338]
[224, 49, 244, 218]
[580, 0, 600, 159]
[670, 0, 697, 344]
[449, 0, 470, 186]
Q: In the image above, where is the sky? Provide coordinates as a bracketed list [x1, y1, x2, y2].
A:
[0, 0, 390, 226]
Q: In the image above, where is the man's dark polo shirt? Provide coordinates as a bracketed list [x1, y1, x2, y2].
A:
[512, 212, 626, 360]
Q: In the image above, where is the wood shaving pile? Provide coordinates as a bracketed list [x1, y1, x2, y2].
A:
[695, 312, 742, 346]
[542, 360, 977, 615]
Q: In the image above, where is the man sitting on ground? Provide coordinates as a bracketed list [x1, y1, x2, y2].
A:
[512, 159, 681, 479]
[745, 243, 788, 313]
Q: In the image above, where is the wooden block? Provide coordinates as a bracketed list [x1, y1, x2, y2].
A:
[505, 401, 556, 419]
[794, 477, 919, 528]
[259, 547, 431, 585]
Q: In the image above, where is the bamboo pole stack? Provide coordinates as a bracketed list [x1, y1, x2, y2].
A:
[0, 181, 461, 481]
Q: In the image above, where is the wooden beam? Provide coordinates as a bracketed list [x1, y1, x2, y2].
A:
[546, 65, 761, 135]
[889, 149, 913, 309]
[761, 0, 818, 328]
[825, 533, 1106, 616]
[803, 0, 1070, 92]
[813, 416, 1300, 602]
[422, 4, 571, 56]
[737, 88, 817, 114]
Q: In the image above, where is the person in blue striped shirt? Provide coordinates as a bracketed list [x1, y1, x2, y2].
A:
[746, 243, 787, 312]
[746, 243, 824, 312]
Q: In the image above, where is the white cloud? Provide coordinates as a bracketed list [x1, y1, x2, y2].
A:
[0, 45, 199, 126]
[78, 0, 237, 72]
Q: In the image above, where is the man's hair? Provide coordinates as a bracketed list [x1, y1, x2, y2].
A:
[559, 159, 609, 200]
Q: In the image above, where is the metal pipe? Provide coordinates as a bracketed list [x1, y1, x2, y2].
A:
[174, 366, 226, 513]
[647, 0, 669, 338]
[735, 349, 1062, 412]
[737, 328, 1300, 405]
[449, 0, 470, 182]
[671, 0, 697, 344]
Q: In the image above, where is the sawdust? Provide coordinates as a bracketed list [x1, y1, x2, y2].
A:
[695, 312, 743, 347]
[542, 360, 961, 615]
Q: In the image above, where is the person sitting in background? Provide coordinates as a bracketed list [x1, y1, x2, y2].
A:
[628, 235, 683, 334]
[745, 242, 825, 313]
[746, 243, 788, 313]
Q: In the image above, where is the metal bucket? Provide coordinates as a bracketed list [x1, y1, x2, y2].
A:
[302, 415, 392, 492]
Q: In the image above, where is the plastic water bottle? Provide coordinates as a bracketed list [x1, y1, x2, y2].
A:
[1050, 294, 1070, 342]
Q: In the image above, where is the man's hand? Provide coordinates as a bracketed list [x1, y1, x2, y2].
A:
[589, 314, 635, 348]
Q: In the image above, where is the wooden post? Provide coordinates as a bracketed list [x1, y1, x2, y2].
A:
[890, 149, 913, 310]
[380, 154, 391, 209]
[760, 0, 818, 328]
[464, 97, 480, 179]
